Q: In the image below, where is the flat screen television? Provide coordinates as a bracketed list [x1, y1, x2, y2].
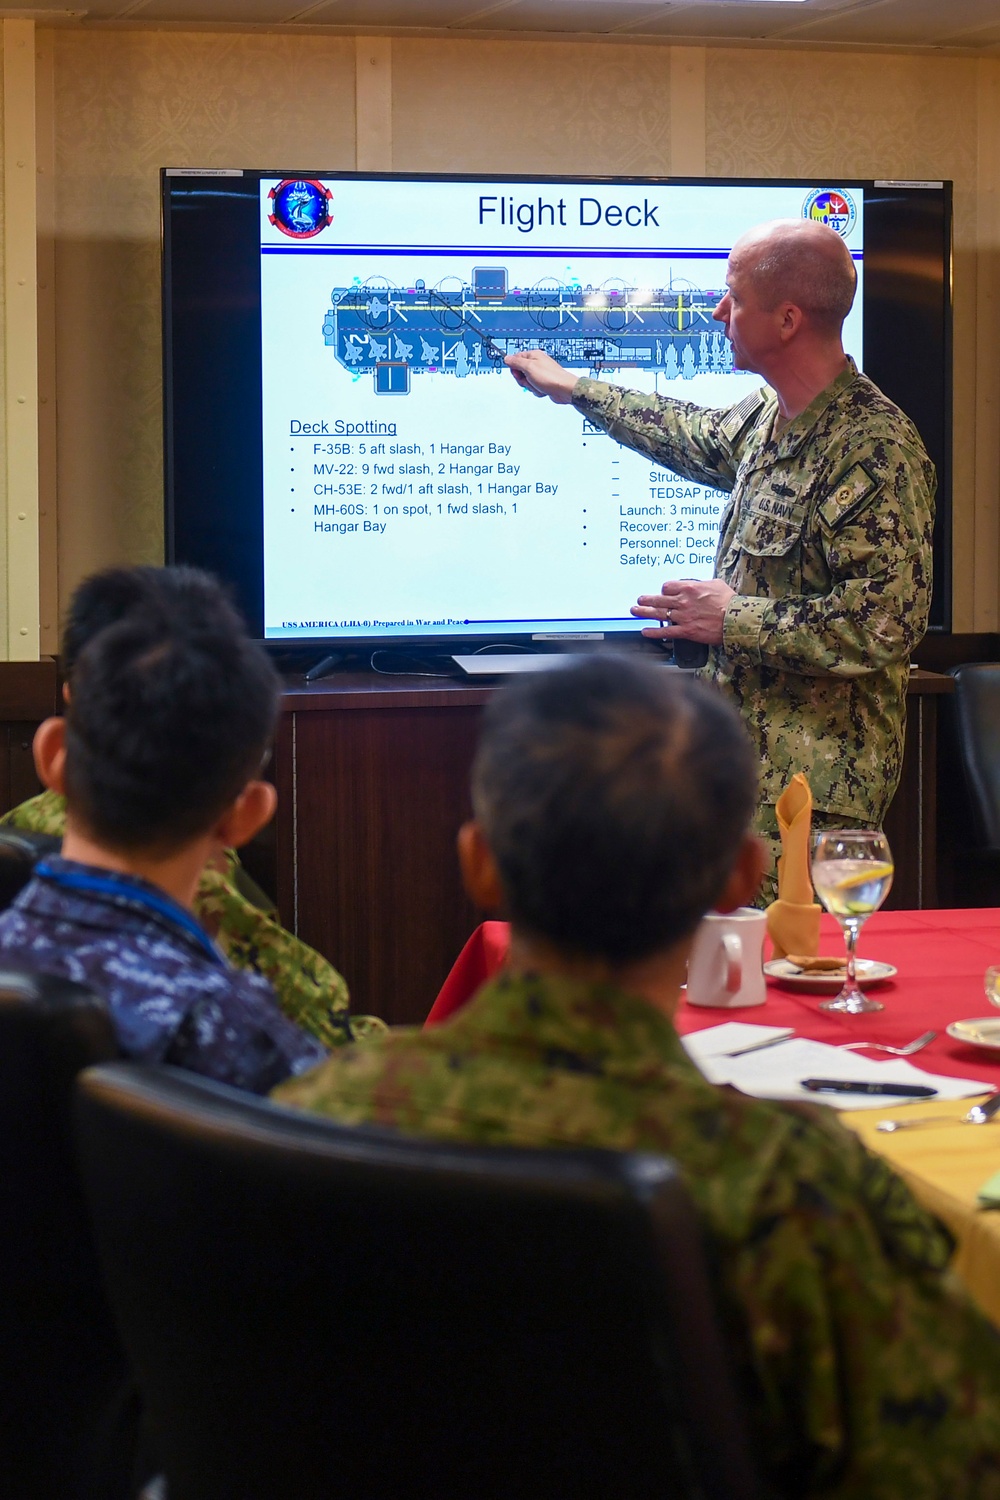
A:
[162, 170, 952, 659]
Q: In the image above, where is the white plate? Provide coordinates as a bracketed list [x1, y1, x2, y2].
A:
[764, 958, 897, 993]
[946, 1018, 1000, 1050]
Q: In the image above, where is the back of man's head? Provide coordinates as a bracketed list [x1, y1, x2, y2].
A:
[62, 564, 200, 678]
[471, 655, 758, 964]
[740, 218, 857, 334]
[63, 567, 279, 853]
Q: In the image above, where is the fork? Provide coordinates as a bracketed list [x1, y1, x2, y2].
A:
[836, 1030, 936, 1057]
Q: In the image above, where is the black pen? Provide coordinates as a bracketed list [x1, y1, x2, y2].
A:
[801, 1078, 938, 1098]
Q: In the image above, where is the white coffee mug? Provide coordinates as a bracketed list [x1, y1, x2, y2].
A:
[686, 907, 767, 1008]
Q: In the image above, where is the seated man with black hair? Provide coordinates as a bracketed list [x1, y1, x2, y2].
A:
[2, 564, 383, 1050]
[276, 655, 1000, 1498]
[0, 568, 326, 1094]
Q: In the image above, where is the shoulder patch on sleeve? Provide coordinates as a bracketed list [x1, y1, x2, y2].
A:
[818, 462, 883, 532]
[720, 388, 768, 443]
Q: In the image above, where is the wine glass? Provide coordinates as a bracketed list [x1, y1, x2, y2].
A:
[811, 829, 894, 1014]
[984, 967, 1000, 1010]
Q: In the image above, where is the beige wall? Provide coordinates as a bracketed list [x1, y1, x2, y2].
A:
[47, 29, 357, 649]
[704, 47, 998, 635]
[15, 27, 1000, 641]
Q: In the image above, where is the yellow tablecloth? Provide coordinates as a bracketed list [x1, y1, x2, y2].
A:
[843, 1096, 1000, 1327]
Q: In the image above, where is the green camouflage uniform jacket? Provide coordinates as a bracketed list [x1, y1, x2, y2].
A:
[275, 971, 1000, 1500]
[573, 360, 935, 829]
[0, 789, 385, 1049]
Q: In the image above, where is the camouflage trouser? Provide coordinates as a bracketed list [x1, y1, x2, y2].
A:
[0, 790, 387, 1048]
[752, 805, 876, 909]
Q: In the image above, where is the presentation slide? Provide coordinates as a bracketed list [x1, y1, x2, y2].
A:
[259, 177, 864, 641]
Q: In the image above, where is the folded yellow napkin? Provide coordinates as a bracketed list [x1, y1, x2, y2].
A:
[977, 1169, 1000, 1209]
[766, 773, 823, 960]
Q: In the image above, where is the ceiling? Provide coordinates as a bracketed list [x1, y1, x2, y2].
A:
[3, 0, 1000, 53]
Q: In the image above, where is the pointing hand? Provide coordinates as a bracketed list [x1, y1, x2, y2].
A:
[504, 350, 579, 404]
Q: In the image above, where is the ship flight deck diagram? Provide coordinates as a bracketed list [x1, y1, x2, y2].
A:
[322, 267, 734, 394]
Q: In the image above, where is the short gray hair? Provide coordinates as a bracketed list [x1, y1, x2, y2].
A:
[747, 225, 857, 331]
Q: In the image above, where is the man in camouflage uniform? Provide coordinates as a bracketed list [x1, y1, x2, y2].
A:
[1, 562, 383, 1049]
[0, 788, 379, 1049]
[506, 219, 935, 900]
[275, 657, 1000, 1498]
[0, 571, 331, 1092]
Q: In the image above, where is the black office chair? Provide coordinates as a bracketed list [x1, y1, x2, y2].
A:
[0, 967, 138, 1500]
[950, 664, 1000, 847]
[76, 1063, 761, 1500]
[0, 825, 61, 909]
[947, 664, 1000, 901]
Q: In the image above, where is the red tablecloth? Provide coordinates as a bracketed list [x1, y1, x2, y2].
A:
[424, 922, 512, 1027]
[426, 909, 1000, 1087]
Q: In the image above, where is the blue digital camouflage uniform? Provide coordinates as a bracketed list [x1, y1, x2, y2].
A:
[573, 360, 935, 899]
[0, 856, 326, 1094]
[274, 971, 1000, 1499]
[0, 790, 386, 1048]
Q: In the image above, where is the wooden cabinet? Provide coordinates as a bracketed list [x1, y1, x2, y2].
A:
[271, 668, 952, 1027]
[0, 657, 958, 1026]
[271, 677, 490, 1027]
[0, 661, 58, 814]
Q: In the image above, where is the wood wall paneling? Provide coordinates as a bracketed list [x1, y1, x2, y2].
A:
[1, 722, 44, 810]
[0, 654, 57, 719]
[281, 687, 487, 1026]
[0, 658, 56, 815]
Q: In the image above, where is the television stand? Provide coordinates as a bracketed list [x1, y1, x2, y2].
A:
[452, 641, 710, 674]
[451, 653, 570, 676]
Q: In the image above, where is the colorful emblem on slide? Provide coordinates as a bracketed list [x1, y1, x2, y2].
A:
[268, 179, 332, 239]
[802, 188, 856, 237]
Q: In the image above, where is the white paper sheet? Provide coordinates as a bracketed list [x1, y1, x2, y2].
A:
[681, 1023, 992, 1109]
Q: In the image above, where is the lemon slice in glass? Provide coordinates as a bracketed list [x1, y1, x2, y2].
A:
[836, 861, 894, 889]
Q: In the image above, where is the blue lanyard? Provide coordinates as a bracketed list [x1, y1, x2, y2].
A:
[34, 861, 226, 967]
